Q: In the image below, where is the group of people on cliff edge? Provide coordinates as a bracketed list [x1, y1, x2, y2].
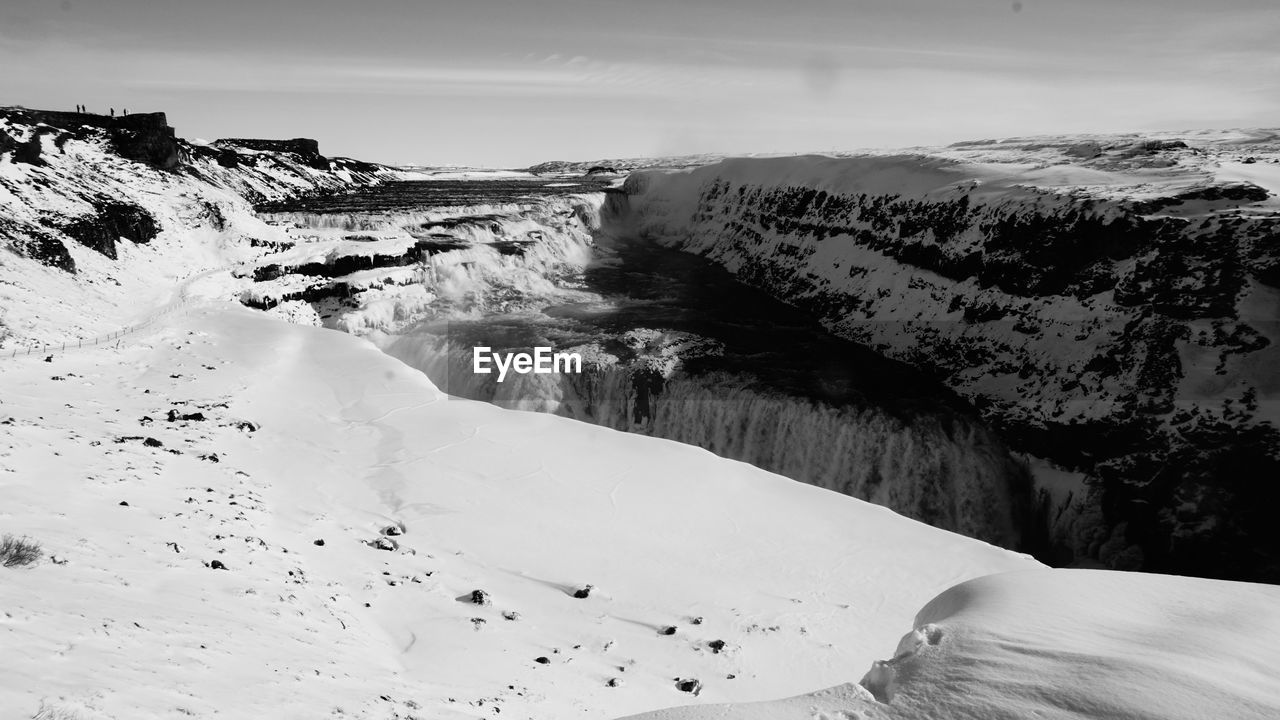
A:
[74, 104, 128, 116]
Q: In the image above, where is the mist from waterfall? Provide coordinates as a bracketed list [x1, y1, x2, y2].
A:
[381, 333, 1032, 549]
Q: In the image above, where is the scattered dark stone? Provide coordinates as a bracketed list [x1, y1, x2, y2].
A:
[690, 616, 704, 625]
[143, 437, 163, 448]
[313, 539, 325, 547]
[534, 656, 550, 665]
[606, 678, 622, 688]
[659, 625, 677, 636]
[369, 537, 397, 552]
[382, 524, 403, 537]
[234, 421, 259, 432]
[139, 416, 153, 425]
[167, 409, 206, 422]
[119, 501, 129, 506]
[198, 453, 220, 463]
[675, 678, 702, 694]
[502, 610, 521, 621]
[572, 584, 593, 599]
[708, 639, 727, 654]
[727, 674, 736, 679]
[471, 589, 491, 606]
[44, 355, 53, 363]
[210, 560, 226, 570]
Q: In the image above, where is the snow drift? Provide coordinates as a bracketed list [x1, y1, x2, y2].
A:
[623, 569, 1280, 720]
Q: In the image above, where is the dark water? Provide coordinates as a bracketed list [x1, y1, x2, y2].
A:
[550, 232, 971, 416]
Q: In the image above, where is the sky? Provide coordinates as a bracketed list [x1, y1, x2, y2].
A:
[2, 0, 1278, 167]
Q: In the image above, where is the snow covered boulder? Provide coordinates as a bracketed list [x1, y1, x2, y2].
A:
[625, 569, 1280, 720]
[862, 569, 1280, 719]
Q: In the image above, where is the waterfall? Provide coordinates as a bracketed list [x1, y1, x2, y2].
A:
[380, 333, 1032, 549]
[273, 182, 1037, 554]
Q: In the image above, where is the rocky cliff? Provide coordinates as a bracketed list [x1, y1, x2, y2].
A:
[0, 106, 388, 271]
[0, 106, 392, 347]
[620, 131, 1280, 582]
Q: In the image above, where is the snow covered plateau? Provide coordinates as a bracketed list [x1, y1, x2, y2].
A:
[2, 108, 1279, 719]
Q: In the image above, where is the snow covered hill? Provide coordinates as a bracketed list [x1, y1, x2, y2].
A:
[1, 304, 1040, 719]
[617, 132, 1280, 582]
[0, 107, 390, 350]
[5, 109, 1280, 720]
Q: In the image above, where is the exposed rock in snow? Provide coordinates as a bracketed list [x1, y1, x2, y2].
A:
[0, 106, 394, 353]
[619, 132, 1280, 582]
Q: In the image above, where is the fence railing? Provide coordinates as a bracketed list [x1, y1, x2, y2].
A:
[2, 265, 234, 360]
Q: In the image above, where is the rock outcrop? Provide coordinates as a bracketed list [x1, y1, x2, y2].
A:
[212, 138, 329, 170]
[621, 136, 1280, 581]
[0, 106, 390, 276]
[53, 201, 160, 260]
[0, 108, 181, 169]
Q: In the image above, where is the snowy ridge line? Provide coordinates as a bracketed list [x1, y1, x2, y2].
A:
[1, 264, 232, 360]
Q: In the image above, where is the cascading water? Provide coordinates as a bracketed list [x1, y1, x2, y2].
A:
[380, 328, 1032, 550]
[262, 178, 1039, 554]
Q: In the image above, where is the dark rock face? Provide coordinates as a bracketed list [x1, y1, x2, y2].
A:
[108, 112, 182, 170]
[0, 127, 47, 165]
[55, 201, 160, 260]
[625, 163, 1280, 582]
[0, 109, 181, 170]
[215, 137, 321, 157]
[212, 138, 329, 169]
[251, 241, 439, 282]
[0, 220, 76, 273]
